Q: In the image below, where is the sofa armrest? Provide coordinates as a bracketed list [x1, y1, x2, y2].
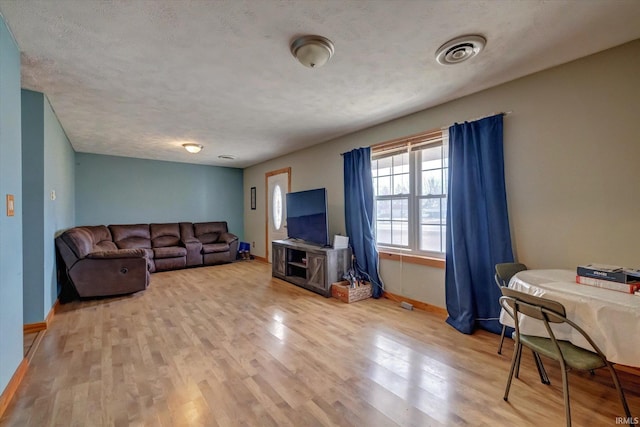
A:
[182, 238, 203, 266]
[220, 232, 238, 245]
[87, 248, 147, 259]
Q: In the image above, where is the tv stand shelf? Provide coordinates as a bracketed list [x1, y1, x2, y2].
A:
[272, 240, 351, 297]
[288, 261, 308, 269]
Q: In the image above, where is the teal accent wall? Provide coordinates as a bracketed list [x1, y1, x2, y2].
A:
[21, 89, 75, 324]
[21, 90, 45, 324]
[43, 93, 75, 314]
[75, 154, 244, 238]
[0, 16, 24, 393]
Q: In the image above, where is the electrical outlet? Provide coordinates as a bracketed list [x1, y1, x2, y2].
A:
[252, 241, 255, 248]
[50, 190, 56, 201]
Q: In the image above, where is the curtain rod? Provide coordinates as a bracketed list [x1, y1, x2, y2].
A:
[341, 110, 512, 155]
[441, 110, 512, 130]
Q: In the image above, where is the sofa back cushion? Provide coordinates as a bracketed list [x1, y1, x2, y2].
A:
[109, 224, 151, 250]
[179, 222, 196, 241]
[194, 222, 227, 244]
[61, 225, 117, 258]
[61, 227, 94, 259]
[150, 223, 181, 248]
[86, 225, 117, 252]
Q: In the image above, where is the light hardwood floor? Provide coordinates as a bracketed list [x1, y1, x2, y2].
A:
[1, 261, 638, 426]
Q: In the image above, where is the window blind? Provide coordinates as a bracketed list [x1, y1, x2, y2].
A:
[371, 129, 443, 159]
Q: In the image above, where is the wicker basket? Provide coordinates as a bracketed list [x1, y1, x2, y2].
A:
[331, 281, 372, 303]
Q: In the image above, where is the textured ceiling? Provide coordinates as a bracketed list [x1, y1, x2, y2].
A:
[1, 1, 639, 168]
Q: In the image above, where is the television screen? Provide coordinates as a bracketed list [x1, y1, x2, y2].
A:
[286, 188, 329, 246]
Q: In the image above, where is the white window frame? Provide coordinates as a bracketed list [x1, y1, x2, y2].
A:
[372, 129, 448, 258]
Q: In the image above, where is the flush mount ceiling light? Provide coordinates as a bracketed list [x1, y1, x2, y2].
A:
[218, 154, 236, 160]
[435, 35, 486, 65]
[182, 143, 203, 154]
[290, 35, 335, 68]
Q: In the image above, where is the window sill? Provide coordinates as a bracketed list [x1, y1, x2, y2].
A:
[378, 251, 445, 269]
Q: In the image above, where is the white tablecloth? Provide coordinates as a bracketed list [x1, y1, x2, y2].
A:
[499, 269, 640, 367]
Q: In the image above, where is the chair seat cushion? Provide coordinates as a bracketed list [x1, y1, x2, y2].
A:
[153, 246, 187, 259]
[202, 243, 230, 254]
[519, 335, 606, 371]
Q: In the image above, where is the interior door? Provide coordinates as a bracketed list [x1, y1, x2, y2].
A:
[266, 168, 291, 263]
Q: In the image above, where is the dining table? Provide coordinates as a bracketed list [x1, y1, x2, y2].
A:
[499, 269, 640, 368]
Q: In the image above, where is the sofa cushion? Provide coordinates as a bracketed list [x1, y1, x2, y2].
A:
[198, 232, 220, 244]
[86, 225, 118, 252]
[153, 246, 187, 258]
[61, 227, 94, 259]
[194, 222, 227, 243]
[153, 236, 180, 247]
[86, 225, 113, 245]
[94, 241, 118, 252]
[150, 223, 181, 247]
[86, 248, 147, 259]
[115, 237, 152, 250]
[202, 243, 230, 254]
[110, 224, 151, 250]
[179, 222, 196, 241]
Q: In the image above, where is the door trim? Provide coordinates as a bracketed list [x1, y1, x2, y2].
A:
[265, 167, 291, 262]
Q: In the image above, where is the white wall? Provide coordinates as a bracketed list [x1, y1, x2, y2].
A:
[243, 40, 640, 308]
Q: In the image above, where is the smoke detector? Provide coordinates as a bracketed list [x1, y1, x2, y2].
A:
[435, 35, 486, 65]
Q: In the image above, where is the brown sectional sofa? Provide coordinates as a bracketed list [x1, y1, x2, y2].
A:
[56, 221, 238, 298]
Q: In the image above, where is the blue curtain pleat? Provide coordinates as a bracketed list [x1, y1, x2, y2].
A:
[343, 147, 384, 298]
[445, 115, 514, 334]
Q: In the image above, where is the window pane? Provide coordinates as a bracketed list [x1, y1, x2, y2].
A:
[378, 175, 391, 196]
[391, 221, 408, 246]
[392, 152, 409, 174]
[376, 221, 391, 244]
[441, 198, 448, 224]
[443, 167, 449, 195]
[377, 156, 392, 176]
[420, 224, 441, 252]
[420, 198, 441, 225]
[421, 169, 442, 195]
[393, 173, 409, 195]
[372, 177, 378, 196]
[371, 159, 378, 178]
[376, 199, 391, 220]
[443, 147, 449, 168]
[421, 146, 442, 170]
[392, 198, 408, 220]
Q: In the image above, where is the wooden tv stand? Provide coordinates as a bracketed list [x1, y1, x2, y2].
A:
[271, 239, 351, 297]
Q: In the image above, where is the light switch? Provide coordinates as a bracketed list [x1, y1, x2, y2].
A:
[6, 194, 14, 216]
[50, 190, 56, 201]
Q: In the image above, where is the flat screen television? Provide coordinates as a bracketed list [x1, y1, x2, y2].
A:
[286, 188, 329, 246]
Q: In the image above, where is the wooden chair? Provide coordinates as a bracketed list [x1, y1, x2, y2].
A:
[499, 287, 632, 427]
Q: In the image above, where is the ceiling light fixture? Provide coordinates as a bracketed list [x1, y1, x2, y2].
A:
[435, 35, 486, 65]
[182, 143, 203, 154]
[290, 35, 335, 68]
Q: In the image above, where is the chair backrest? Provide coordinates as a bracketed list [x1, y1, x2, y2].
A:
[500, 287, 566, 323]
[495, 262, 528, 288]
[499, 287, 609, 360]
